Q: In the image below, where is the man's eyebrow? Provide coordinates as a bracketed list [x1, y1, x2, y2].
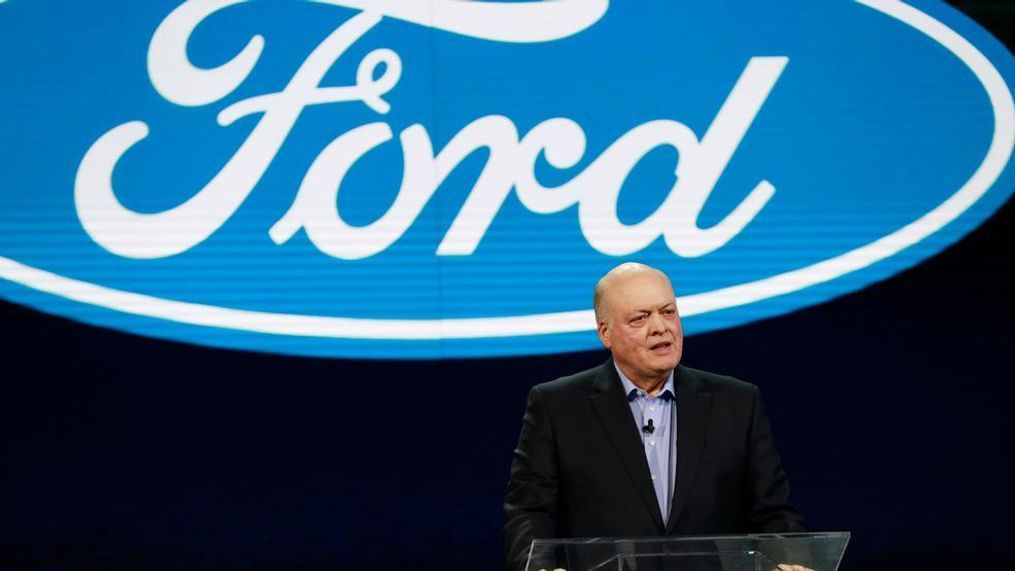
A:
[627, 302, 675, 316]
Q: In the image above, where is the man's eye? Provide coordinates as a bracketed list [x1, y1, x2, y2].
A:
[631, 315, 647, 324]
[663, 309, 675, 316]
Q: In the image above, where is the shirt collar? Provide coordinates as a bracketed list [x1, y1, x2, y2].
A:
[614, 362, 676, 401]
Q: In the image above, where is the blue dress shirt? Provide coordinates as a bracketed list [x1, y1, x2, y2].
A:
[616, 364, 678, 522]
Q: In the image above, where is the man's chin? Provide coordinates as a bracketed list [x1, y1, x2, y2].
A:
[646, 356, 679, 374]
[654, 350, 681, 371]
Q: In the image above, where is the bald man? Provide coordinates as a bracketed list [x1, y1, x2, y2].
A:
[503, 263, 804, 571]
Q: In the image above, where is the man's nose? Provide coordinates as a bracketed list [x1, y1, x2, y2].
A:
[648, 311, 666, 333]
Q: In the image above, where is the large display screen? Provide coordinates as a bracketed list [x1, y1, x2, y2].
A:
[1, 0, 1011, 358]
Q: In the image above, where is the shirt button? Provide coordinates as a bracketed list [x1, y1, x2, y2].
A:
[649, 406, 655, 411]
[651, 474, 657, 480]
[649, 440, 656, 446]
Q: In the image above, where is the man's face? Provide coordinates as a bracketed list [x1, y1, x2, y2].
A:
[597, 270, 683, 383]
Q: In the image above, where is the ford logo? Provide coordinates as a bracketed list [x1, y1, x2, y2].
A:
[1, 0, 1012, 358]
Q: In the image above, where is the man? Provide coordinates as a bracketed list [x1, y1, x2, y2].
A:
[503, 263, 804, 571]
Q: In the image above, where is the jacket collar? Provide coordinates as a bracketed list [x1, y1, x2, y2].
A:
[587, 359, 666, 530]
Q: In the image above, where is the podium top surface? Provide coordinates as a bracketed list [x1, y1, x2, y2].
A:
[527, 532, 851, 571]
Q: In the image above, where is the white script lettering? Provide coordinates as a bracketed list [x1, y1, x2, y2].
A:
[75, 0, 786, 259]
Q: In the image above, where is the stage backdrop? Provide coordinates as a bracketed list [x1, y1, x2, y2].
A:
[1, 1, 1013, 569]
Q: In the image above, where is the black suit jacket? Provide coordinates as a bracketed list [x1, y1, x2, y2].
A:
[503, 360, 803, 571]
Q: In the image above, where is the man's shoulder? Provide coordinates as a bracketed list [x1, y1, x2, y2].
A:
[678, 364, 760, 397]
[531, 363, 605, 397]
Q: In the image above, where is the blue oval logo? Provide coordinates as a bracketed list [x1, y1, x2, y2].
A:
[1, 0, 1012, 358]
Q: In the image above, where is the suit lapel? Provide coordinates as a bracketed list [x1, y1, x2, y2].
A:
[667, 366, 712, 531]
[587, 361, 665, 531]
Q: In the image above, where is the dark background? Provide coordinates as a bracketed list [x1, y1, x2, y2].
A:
[2, 2, 1013, 569]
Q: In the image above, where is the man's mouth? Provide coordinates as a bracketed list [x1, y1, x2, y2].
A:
[649, 341, 672, 352]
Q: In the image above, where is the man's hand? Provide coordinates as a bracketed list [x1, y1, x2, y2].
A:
[776, 564, 815, 571]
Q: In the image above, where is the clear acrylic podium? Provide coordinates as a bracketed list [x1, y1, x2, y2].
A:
[526, 532, 850, 571]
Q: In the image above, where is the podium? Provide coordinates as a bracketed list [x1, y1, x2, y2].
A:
[526, 532, 850, 571]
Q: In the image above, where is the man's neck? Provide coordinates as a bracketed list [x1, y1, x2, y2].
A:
[617, 364, 672, 397]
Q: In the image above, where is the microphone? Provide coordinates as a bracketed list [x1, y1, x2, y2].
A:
[642, 418, 655, 435]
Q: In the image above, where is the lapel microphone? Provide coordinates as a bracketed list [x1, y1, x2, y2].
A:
[642, 418, 655, 434]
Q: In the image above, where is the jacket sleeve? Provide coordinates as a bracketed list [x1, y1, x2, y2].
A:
[745, 386, 806, 533]
[503, 385, 559, 571]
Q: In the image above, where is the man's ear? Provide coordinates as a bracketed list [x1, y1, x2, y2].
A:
[597, 319, 611, 349]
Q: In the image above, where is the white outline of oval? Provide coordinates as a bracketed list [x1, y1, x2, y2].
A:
[1, 0, 1013, 341]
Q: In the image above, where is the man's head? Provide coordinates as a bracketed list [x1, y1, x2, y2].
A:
[594, 263, 683, 385]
